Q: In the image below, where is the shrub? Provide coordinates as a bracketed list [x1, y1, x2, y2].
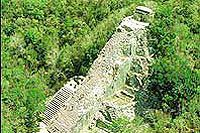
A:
[2, 0, 143, 132]
[148, 0, 200, 117]
[100, 0, 200, 132]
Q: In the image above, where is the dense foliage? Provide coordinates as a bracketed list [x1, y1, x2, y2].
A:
[2, 0, 199, 132]
[2, 0, 143, 132]
[98, 94, 200, 132]
[98, 0, 200, 132]
[148, 0, 200, 117]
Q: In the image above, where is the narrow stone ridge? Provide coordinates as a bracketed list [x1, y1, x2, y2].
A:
[40, 7, 153, 133]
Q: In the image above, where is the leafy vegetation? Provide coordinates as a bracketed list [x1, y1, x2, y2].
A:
[98, 0, 200, 132]
[2, 0, 199, 132]
[148, 0, 200, 117]
[98, 94, 200, 132]
[2, 0, 143, 132]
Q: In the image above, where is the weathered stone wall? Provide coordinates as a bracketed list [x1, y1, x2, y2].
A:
[41, 13, 152, 133]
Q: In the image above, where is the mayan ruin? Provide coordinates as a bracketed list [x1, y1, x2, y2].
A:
[3, 0, 200, 132]
[39, 7, 153, 133]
